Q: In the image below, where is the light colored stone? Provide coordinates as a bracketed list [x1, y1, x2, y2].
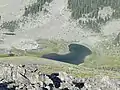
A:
[12, 39, 39, 50]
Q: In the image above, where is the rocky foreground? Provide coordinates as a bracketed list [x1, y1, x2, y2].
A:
[0, 63, 120, 90]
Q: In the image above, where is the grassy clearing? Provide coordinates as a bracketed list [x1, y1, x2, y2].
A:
[10, 39, 69, 57]
[0, 39, 120, 78]
[83, 52, 120, 69]
[0, 55, 120, 78]
[0, 54, 10, 58]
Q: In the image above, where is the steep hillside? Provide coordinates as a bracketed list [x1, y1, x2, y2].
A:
[0, 0, 102, 50]
[0, 0, 120, 78]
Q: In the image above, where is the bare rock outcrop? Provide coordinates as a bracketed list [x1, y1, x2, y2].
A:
[0, 62, 120, 90]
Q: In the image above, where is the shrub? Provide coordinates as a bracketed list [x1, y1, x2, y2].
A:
[1, 20, 19, 32]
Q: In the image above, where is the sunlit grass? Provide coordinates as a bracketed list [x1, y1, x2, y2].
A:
[0, 54, 9, 58]
[0, 55, 120, 78]
[0, 39, 120, 78]
[10, 39, 69, 57]
[84, 54, 120, 67]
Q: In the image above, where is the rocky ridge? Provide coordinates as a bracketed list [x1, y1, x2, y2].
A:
[0, 62, 120, 90]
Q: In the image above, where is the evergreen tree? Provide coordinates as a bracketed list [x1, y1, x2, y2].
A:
[68, 0, 120, 32]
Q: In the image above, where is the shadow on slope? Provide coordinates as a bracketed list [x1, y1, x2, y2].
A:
[0, 81, 16, 90]
[41, 44, 92, 65]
